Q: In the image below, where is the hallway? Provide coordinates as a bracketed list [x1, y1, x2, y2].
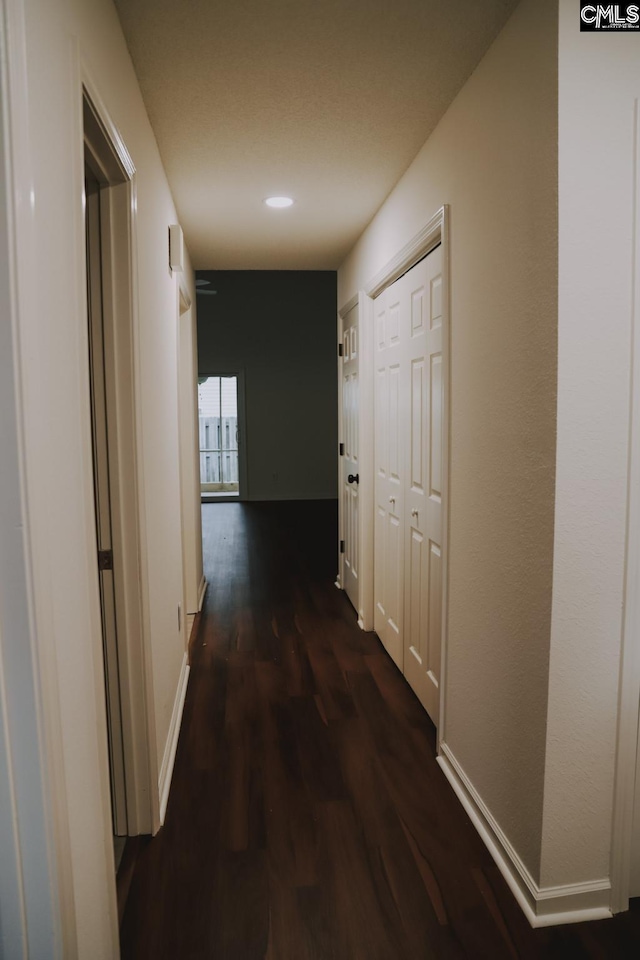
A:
[119, 502, 640, 959]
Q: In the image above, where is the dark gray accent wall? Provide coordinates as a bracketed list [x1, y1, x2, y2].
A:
[196, 271, 337, 501]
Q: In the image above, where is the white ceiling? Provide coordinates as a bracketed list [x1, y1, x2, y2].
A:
[114, 0, 518, 270]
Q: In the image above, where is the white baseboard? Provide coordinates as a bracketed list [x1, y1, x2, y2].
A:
[334, 578, 342, 590]
[437, 744, 612, 927]
[197, 575, 207, 612]
[357, 617, 365, 630]
[158, 653, 190, 825]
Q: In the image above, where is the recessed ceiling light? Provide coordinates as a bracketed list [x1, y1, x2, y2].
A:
[265, 196, 294, 208]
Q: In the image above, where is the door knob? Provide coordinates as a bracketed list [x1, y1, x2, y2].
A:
[348, 473, 359, 484]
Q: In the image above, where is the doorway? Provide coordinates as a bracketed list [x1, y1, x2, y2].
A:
[177, 284, 204, 623]
[85, 163, 128, 857]
[82, 88, 157, 847]
[198, 373, 247, 501]
[370, 227, 448, 731]
[341, 209, 450, 733]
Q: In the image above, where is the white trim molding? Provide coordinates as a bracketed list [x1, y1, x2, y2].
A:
[364, 206, 447, 299]
[81, 70, 135, 181]
[438, 745, 612, 927]
[338, 292, 359, 319]
[158, 653, 190, 825]
[611, 97, 640, 914]
[197, 574, 207, 613]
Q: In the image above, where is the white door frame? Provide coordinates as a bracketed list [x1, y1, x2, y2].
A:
[361, 205, 450, 739]
[83, 78, 159, 836]
[611, 100, 640, 915]
[337, 291, 375, 630]
[177, 280, 206, 618]
[84, 163, 130, 837]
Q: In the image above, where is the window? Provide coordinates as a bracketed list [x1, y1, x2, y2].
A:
[198, 376, 239, 496]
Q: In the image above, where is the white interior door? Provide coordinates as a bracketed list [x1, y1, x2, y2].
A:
[373, 244, 444, 724]
[341, 301, 360, 612]
[373, 280, 405, 669]
[178, 291, 201, 618]
[85, 169, 128, 837]
[402, 246, 443, 723]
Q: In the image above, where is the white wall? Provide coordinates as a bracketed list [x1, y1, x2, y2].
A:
[7, 0, 638, 948]
[0, 5, 62, 951]
[339, 0, 558, 885]
[541, 0, 640, 890]
[4, 0, 199, 953]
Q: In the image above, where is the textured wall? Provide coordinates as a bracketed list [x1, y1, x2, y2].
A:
[11, 0, 198, 951]
[541, 0, 640, 889]
[197, 270, 338, 502]
[339, 0, 558, 884]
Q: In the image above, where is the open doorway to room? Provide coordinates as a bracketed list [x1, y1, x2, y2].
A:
[82, 89, 157, 871]
[198, 373, 247, 501]
[85, 159, 128, 867]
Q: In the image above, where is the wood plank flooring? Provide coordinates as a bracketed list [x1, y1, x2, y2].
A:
[120, 500, 640, 959]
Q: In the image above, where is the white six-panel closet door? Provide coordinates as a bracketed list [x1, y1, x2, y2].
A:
[402, 246, 443, 724]
[374, 279, 405, 668]
[373, 244, 444, 726]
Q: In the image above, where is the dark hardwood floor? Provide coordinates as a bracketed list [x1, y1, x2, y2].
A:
[120, 500, 640, 959]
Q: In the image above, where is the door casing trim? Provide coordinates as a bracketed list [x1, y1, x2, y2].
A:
[611, 98, 640, 915]
[82, 73, 159, 838]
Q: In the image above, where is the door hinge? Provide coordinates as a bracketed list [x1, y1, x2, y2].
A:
[98, 549, 113, 571]
[339, 442, 344, 456]
[340, 539, 345, 554]
[338, 342, 343, 357]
